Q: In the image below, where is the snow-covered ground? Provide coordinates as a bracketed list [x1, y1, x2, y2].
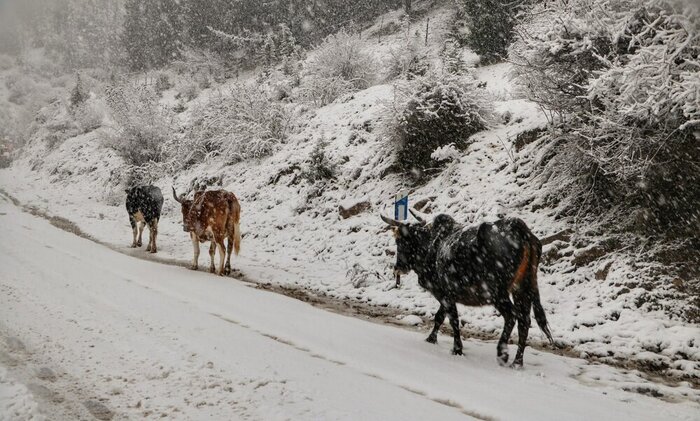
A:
[0, 195, 698, 420]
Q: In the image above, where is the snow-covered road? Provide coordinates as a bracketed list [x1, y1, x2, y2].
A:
[0, 196, 698, 420]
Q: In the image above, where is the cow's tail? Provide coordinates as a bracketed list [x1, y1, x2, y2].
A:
[231, 200, 241, 256]
[528, 236, 554, 346]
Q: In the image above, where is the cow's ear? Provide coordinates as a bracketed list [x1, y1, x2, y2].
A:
[392, 226, 399, 238]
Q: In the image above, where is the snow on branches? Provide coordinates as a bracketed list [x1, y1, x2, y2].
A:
[186, 83, 292, 165]
[510, 0, 700, 235]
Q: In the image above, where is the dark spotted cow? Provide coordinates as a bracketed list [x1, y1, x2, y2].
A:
[125, 185, 164, 253]
[382, 211, 554, 367]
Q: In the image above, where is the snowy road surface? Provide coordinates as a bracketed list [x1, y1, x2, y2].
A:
[0, 196, 698, 420]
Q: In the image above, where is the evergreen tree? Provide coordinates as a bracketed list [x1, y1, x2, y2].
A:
[462, 0, 522, 63]
[70, 73, 86, 108]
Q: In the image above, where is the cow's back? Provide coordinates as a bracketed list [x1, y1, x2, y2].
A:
[434, 217, 531, 295]
[189, 190, 231, 236]
[475, 218, 532, 283]
[126, 185, 163, 221]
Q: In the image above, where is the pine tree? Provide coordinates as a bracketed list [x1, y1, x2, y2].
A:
[462, 0, 521, 63]
[70, 73, 86, 108]
[262, 34, 277, 67]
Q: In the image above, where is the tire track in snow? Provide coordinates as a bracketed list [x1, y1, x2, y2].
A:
[208, 312, 495, 420]
[0, 323, 118, 421]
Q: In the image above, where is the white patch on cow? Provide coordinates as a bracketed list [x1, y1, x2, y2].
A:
[132, 211, 145, 222]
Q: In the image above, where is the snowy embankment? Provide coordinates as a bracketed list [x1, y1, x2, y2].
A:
[1, 197, 699, 420]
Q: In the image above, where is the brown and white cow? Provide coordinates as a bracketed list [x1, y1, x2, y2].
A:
[172, 188, 241, 276]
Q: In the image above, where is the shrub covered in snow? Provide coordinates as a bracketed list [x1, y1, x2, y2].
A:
[72, 99, 104, 134]
[512, 0, 700, 236]
[431, 143, 461, 162]
[441, 40, 470, 75]
[154, 72, 172, 94]
[384, 40, 430, 81]
[299, 30, 376, 105]
[104, 82, 172, 167]
[177, 82, 200, 102]
[509, 1, 613, 119]
[185, 83, 291, 164]
[381, 72, 493, 178]
[208, 24, 300, 70]
[302, 139, 336, 183]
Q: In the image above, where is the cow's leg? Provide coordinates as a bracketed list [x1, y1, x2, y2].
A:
[494, 298, 516, 365]
[224, 234, 233, 275]
[129, 216, 138, 247]
[147, 219, 158, 253]
[512, 292, 532, 368]
[136, 220, 144, 247]
[215, 235, 226, 276]
[145, 219, 152, 252]
[426, 304, 446, 344]
[151, 218, 158, 253]
[190, 232, 200, 270]
[208, 242, 216, 273]
[446, 303, 463, 355]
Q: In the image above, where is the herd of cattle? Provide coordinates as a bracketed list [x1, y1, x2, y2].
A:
[125, 185, 554, 367]
[125, 185, 240, 275]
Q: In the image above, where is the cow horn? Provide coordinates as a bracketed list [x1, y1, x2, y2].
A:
[172, 187, 183, 203]
[380, 213, 404, 227]
[409, 209, 427, 226]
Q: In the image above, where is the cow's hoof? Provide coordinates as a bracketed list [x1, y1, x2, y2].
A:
[189, 265, 198, 271]
[149, 249, 157, 254]
[451, 348, 463, 356]
[425, 335, 437, 344]
[209, 267, 216, 274]
[510, 361, 524, 370]
[136, 241, 142, 247]
[130, 244, 137, 248]
[497, 353, 509, 366]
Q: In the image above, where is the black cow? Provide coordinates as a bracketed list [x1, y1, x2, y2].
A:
[125, 185, 164, 253]
[382, 211, 554, 367]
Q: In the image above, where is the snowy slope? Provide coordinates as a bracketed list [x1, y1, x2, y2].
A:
[0, 197, 698, 420]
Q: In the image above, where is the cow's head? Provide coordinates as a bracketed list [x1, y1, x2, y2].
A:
[172, 187, 193, 232]
[381, 210, 430, 276]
